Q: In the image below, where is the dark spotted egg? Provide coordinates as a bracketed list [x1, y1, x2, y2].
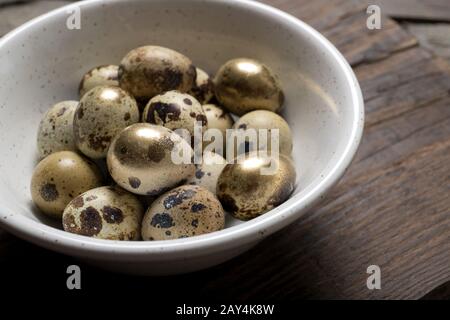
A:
[30, 151, 103, 218]
[141, 185, 225, 240]
[73, 85, 140, 159]
[37, 100, 78, 158]
[187, 151, 226, 194]
[142, 90, 207, 141]
[217, 151, 296, 221]
[118, 46, 196, 100]
[106, 123, 195, 196]
[62, 186, 143, 240]
[233, 110, 293, 155]
[79, 65, 119, 98]
[202, 103, 234, 154]
[188, 67, 215, 104]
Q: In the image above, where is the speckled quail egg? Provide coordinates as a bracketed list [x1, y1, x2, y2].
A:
[188, 67, 214, 104]
[217, 152, 296, 220]
[142, 91, 207, 141]
[214, 58, 284, 115]
[30, 151, 103, 218]
[37, 101, 78, 158]
[187, 151, 226, 194]
[79, 65, 119, 97]
[73, 85, 139, 159]
[107, 123, 195, 196]
[233, 110, 293, 155]
[141, 185, 225, 240]
[62, 186, 143, 240]
[202, 103, 234, 154]
[119, 46, 196, 100]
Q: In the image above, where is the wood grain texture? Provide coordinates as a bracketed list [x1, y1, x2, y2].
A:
[405, 23, 450, 64]
[265, 0, 417, 66]
[1, 0, 450, 299]
[374, 0, 450, 22]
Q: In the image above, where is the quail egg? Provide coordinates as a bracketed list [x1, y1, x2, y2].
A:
[119, 46, 196, 100]
[141, 185, 225, 240]
[187, 151, 226, 194]
[107, 123, 195, 196]
[79, 65, 119, 97]
[233, 110, 293, 155]
[30, 151, 103, 218]
[202, 103, 234, 154]
[217, 152, 296, 220]
[62, 186, 143, 240]
[188, 67, 214, 104]
[142, 90, 207, 140]
[37, 101, 78, 158]
[73, 85, 140, 159]
[214, 58, 284, 115]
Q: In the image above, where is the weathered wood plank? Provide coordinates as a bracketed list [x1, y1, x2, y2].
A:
[374, 0, 450, 22]
[260, 0, 418, 66]
[349, 97, 450, 181]
[357, 51, 450, 127]
[405, 23, 450, 64]
[322, 12, 417, 66]
[267, 0, 368, 31]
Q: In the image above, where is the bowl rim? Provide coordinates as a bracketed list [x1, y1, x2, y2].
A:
[0, 0, 364, 260]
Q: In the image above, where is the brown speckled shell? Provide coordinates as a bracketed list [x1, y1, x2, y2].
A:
[141, 185, 225, 240]
[142, 90, 207, 140]
[106, 123, 195, 196]
[202, 103, 234, 155]
[73, 85, 140, 159]
[62, 186, 143, 240]
[37, 101, 78, 158]
[217, 152, 296, 220]
[214, 58, 284, 116]
[233, 110, 293, 155]
[118, 46, 196, 100]
[30, 151, 103, 218]
[187, 151, 226, 194]
[188, 67, 215, 104]
[79, 65, 119, 98]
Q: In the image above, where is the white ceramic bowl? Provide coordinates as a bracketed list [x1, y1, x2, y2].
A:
[0, 0, 363, 275]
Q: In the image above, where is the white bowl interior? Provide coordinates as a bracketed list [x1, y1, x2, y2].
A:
[0, 0, 358, 238]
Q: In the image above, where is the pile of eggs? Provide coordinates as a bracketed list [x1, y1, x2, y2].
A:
[30, 45, 296, 241]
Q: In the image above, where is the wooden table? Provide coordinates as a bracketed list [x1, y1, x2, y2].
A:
[1, 0, 450, 299]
